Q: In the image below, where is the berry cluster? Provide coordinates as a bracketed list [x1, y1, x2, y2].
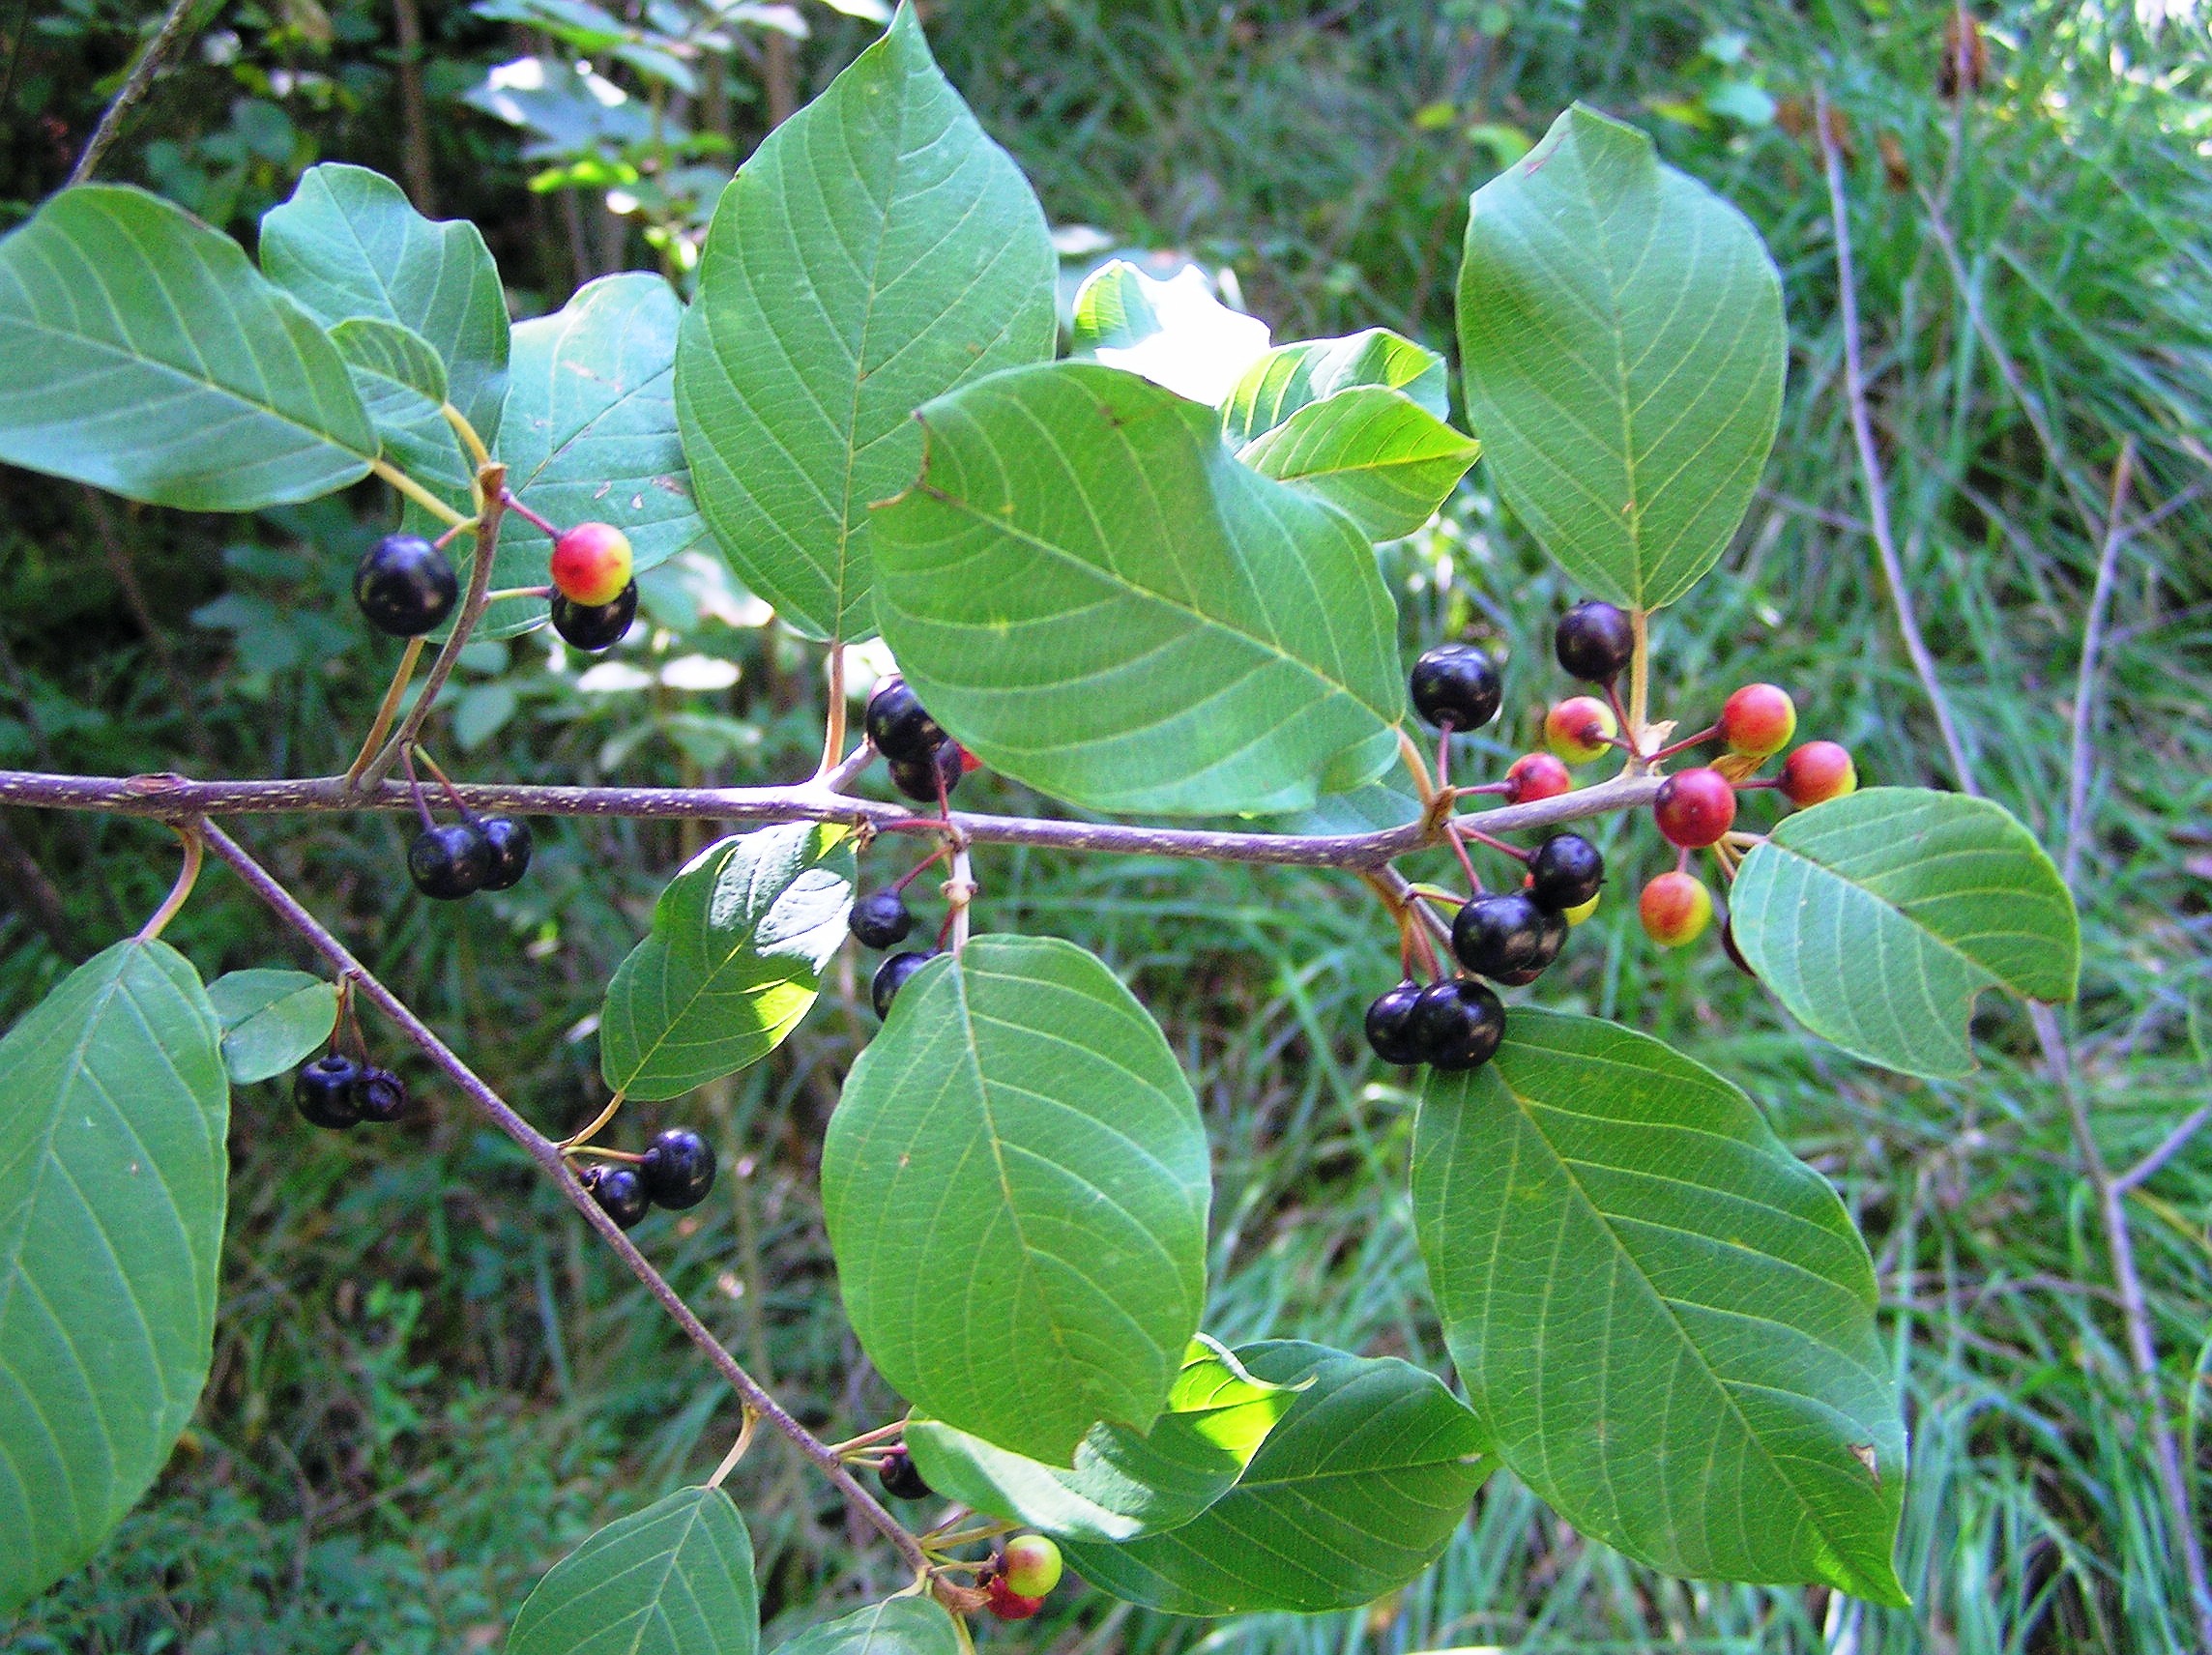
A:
[575, 1127, 718, 1230]
[293, 1051, 410, 1129]
[408, 809, 532, 901]
[865, 676, 969, 805]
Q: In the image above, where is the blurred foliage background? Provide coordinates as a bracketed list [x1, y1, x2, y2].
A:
[3, 0, 2210, 1649]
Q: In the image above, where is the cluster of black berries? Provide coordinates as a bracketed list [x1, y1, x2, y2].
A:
[864, 676, 965, 805]
[1365, 641, 1607, 1074]
[294, 1052, 411, 1130]
[576, 1127, 718, 1230]
[851, 887, 938, 1020]
[409, 812, 533, 900]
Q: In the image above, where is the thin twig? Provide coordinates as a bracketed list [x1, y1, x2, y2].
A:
[2114, 1102, 2212, 1196]
[1817, 89, 1975, 794]
[357, 469, 507, 788]
[2061, 442, 2136, 891]
[195, 821, 936, 1581]
[343, 637, 427, 790]
[0, 766, 1666, 870]
[133, 821, 201, 943]
[67, 0, 199, 185]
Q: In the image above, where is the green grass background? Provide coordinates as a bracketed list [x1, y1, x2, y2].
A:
[1, 0, 2208, 1649]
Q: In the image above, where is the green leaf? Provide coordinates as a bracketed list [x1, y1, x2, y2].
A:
[0, 939, 229, 1615]
[329, 316, 473, 511]
[206, 968, 338, 1086]
[1219, 327, 1448, 447]
[1411, 1008, 1906, 1604]
[1235, 386, 1479, 541]
[0, 186, 374, 510]
[259, 163, 509, 446]
[904, 1335, 1298, 1542]
[769, 1597, 961, 1655]
[872, 363, 1407, 817]
[1058, 1342, 1489, 1614]
[1730, 787, 2080, 1079]
[675, 1, 1057, 642]
[508, 1485, 758, 1655]
[822, 936, 1209, 1465]
[1456, 104, 1785, 609]
[1069, 259, 1273, 406]
[600, 824, 855, 1101]
[480, 273, 705, 642]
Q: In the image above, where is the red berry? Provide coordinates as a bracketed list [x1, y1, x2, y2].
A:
[984, 1576, 1045, 1620]
[550, 521, 635, 607]
[1544, 696, 1618, 765]
[1002, 1534, 1063, 1598]
[1640, 872, 1713, 947]
[1719, 683, 1797, 758]
[1505, 751, 1572, 803]
[1652, 768, 1737, 848]
[1781, 740, 1857, 806]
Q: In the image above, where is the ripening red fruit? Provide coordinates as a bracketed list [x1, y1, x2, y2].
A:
[1719, 683, 1798, 759]
[1652, 767, 1737, 848]
[1544, 696, 1618, 765]
[984, 1576, 1045, 1621]
[550, 521, 635, 607]
[1505, 751, 1572, 803]
[1640, 871, 1713, 947]
[1002, 1534, 1063, 1598]
[1781, 740, 1857, 806]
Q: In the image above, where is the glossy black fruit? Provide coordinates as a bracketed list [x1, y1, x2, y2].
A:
[872, 950, 936, 1018]
[1554, 600, 1635, 682]
[1452, 892, 1557, 978]
[355, 534, 459, 637]
[864, 677, 946, 765]
[1364, 981, 1427, 1066]
[549, 579, 639, 652]
[850, 889, 914, 949]
[355, 1066, 410, 1123]
[479, 816, 533, 891]
[1409, 644, 1502, 732]
[879, 1447, 933, 1502]
[1528, 833, 1604, 913]
[581, 1164, 650, 1229]
[408, 822, 493, 900]
[640, 1127, 716, 1209]
[1410, 979, 1506, 1071]
[1721, 917, 1758, 979]
[888, 739, 962, 805]
[294, 1054, 363, 1129]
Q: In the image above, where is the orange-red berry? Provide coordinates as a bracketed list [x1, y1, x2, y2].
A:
[1719, 683, 1797, 759]
[1544, 696, 1618, 765]
[1652, 767, 1737, 849]
[984, 1576, 1045, 1621]
[1781, 740, 1857, 806]
[1505, 751, 1572, 803]
[1002, 1534, 1063, 1598]
[550, 521, 635, 608]
[1640, 872, 1713, 947]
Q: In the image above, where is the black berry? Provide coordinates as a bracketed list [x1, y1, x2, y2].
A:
[888, 739, 962, 805]
[355, 1066, 410, 1123]
[478, 816, 533, 891]
[640, 1127, 716, 1209]
[354, 534, 459, 637]
[294, 1055, 363, 1129]
[872, 950, 936, 1019]
[1452, 892, 1557, 979]
[408, 822, 493, 900]
[1410, 980, 1506, 1071]
[864, 677, 946, 766]
[879, 1447, 933, 1502]
[580, 1164, 650, 1230]
[1409, 644, 1501, 732]
[1364, 981, 1427, 1066]
[850, 889, 914, 949]
[1721, 917, 1758, 979]
[1528, 834, 1604, 913]
[1554, 600, 1634, 683]
[550, 579, 639, 652]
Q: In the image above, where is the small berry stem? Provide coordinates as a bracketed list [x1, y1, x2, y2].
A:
[891, 846, 950, 894]
[499, 488, 563, 538]
[559, 1089, 628, 1152]
[343, 635, 428, 791]
[431, 518, 480, 552]
[410, 744, 476, 822]
[482, 584, 553, 602]
[1407, 883, 1468, 908]
[399, 748, 437, 831]
[1734, 776, 1782, 791]
[1434, 721, 1454, 790]
[1460, 779, 1513, 798]
[1604, 679, 1636, 753]
[1397, 728, 1439, 806]
[1675, 844, 1692, 876]
[1628, 608, 1651, 740]
[1442, 820, 1485, 893]
[1647, 723, 1721, 764]
[826, 1420, 910, 1457]
[1460, 825, 1533, 863]
[568, 1146, 646, 1164]
[133, 821, 203, 944]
